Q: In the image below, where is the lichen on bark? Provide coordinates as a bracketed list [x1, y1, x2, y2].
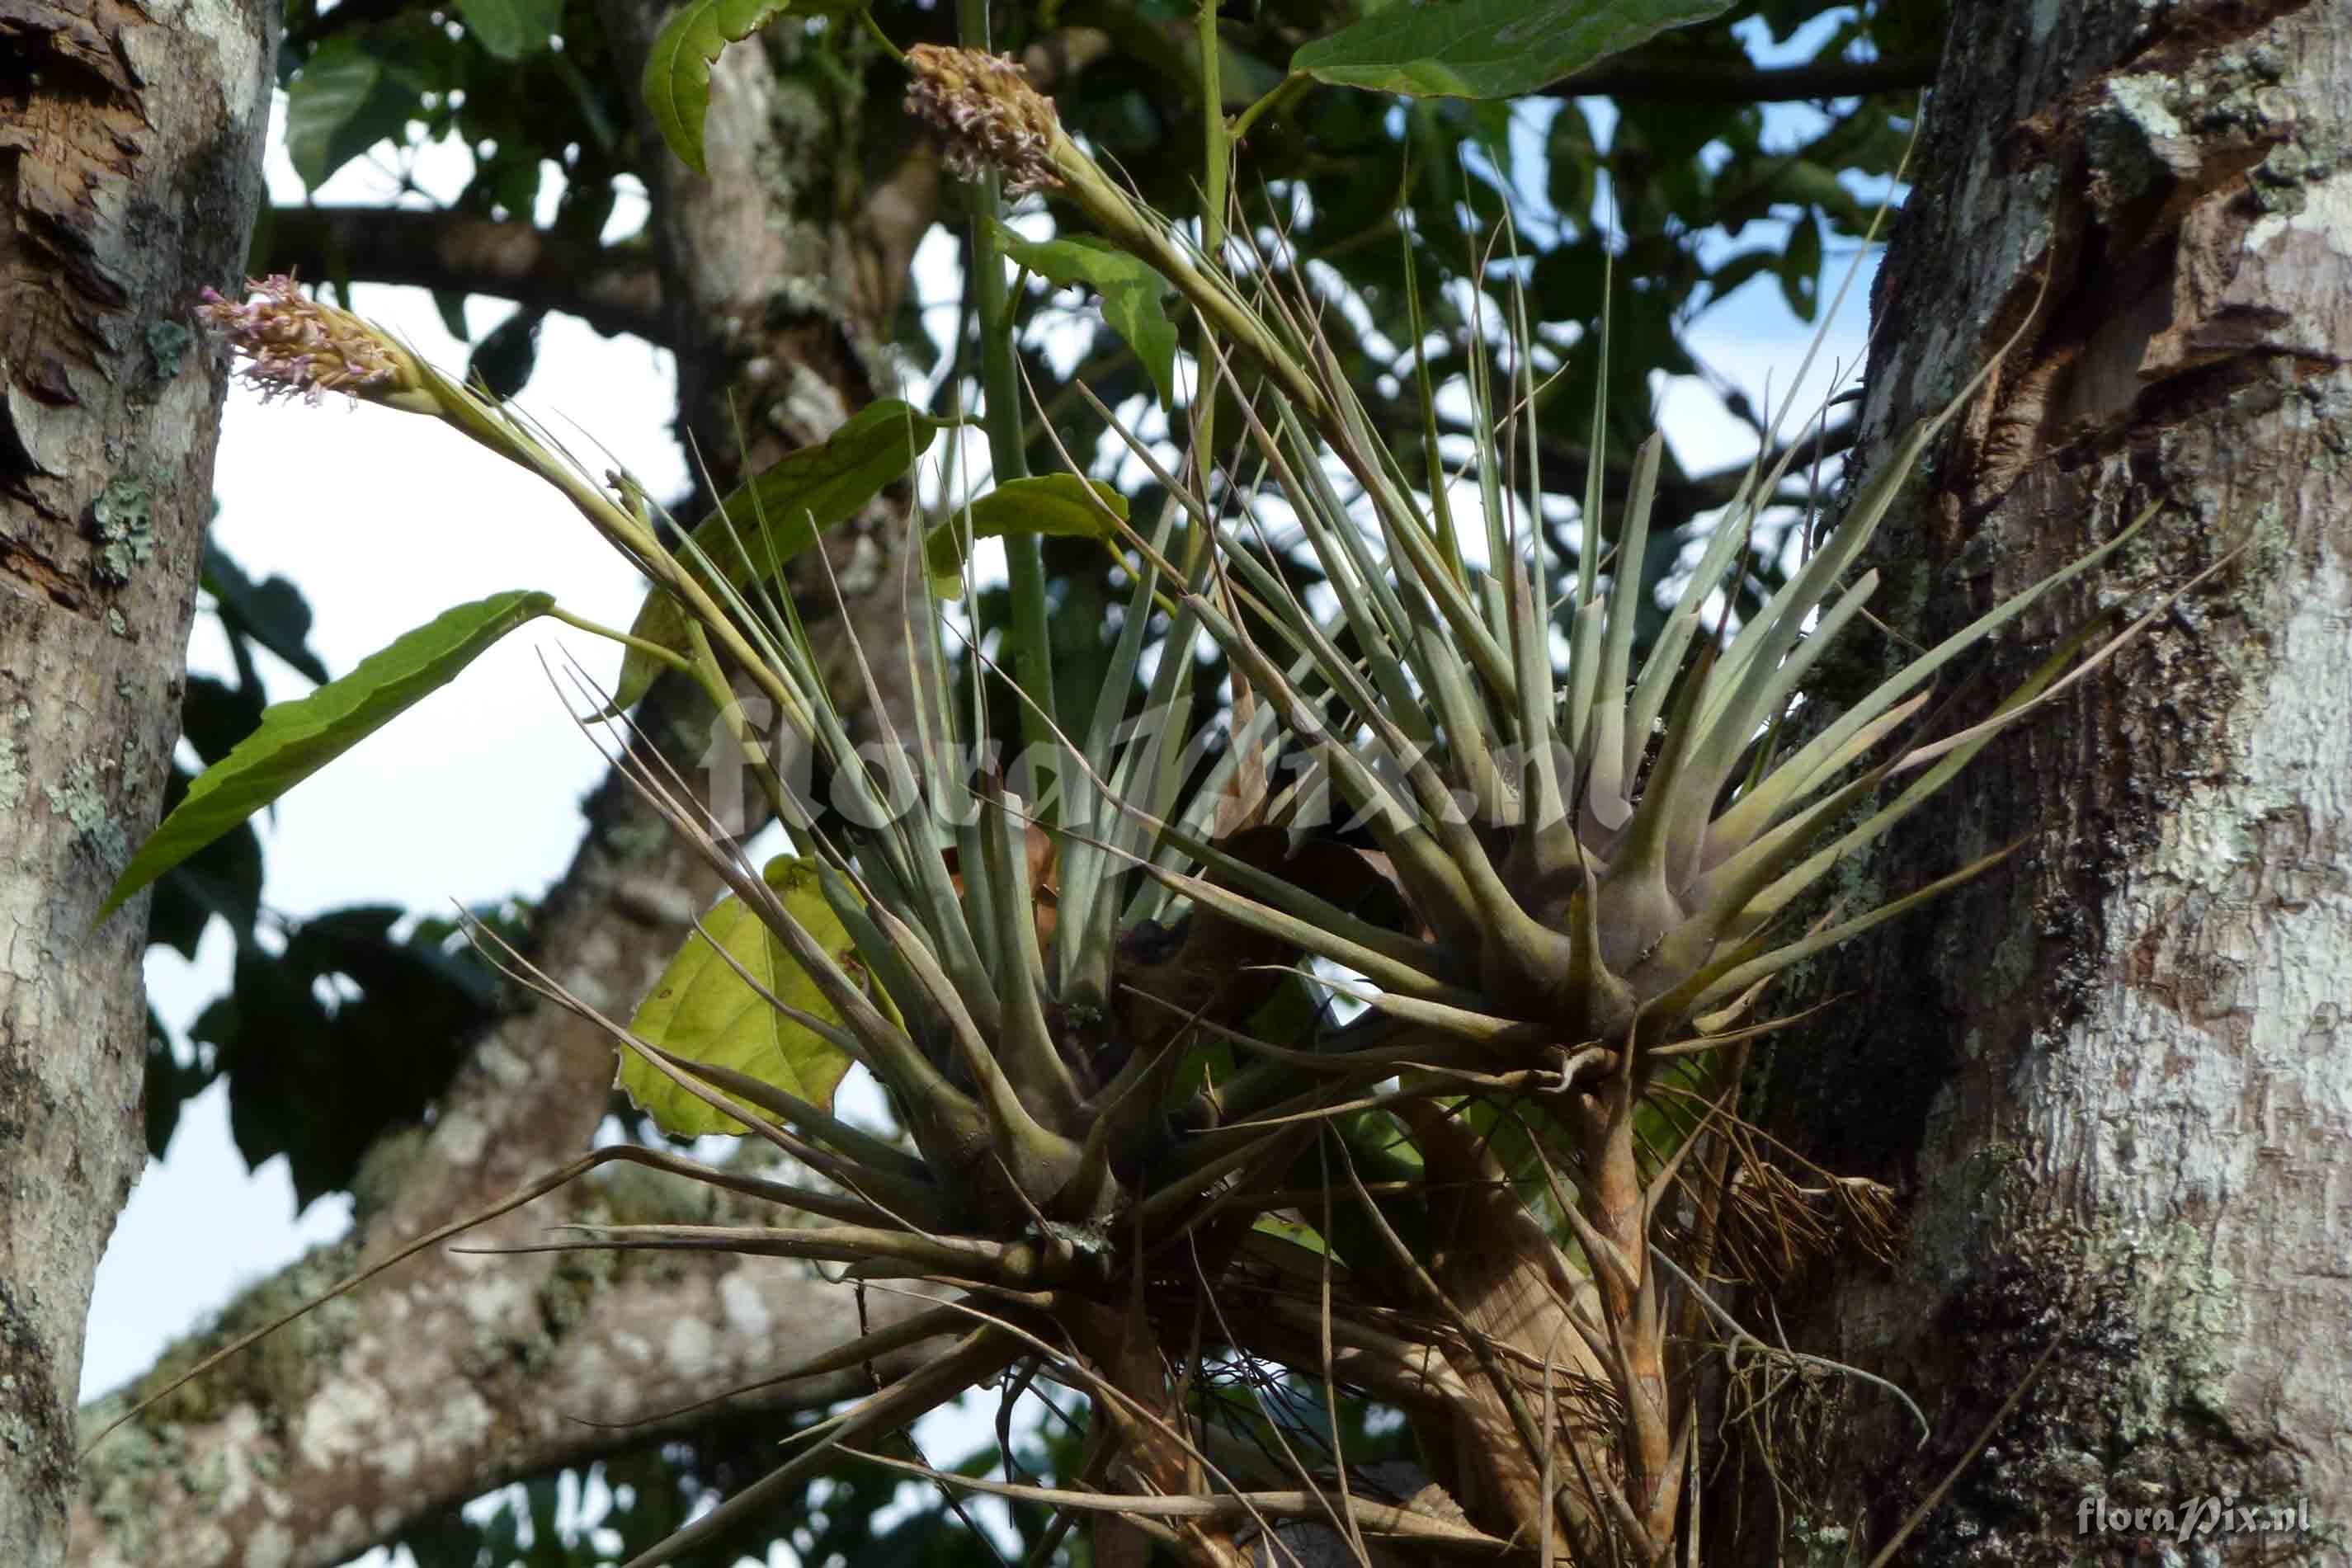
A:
[1744, 0, 2352, 1555]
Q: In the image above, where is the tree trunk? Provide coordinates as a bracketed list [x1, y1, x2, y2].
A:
[0, 2, 274, 1563]
[1750, 0, 2352, 1556]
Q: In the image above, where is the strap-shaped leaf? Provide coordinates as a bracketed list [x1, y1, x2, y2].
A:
[924, 474, 1127, 598]
[643, 0, 860, 174]
[620, 855, 858, 1137]
[100, 591, 555, 924]
[610, 398, 944, 712]
[1293, 0, 1735, 100]
[992, 224, 1181, 411]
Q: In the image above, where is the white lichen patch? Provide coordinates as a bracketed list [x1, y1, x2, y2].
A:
[435, 1107, 489, 1166]
[458, 1266, 535, 1330]
[295, 1373, 394, 1473]
[476, 1038, 532, 1089]
[718, 1266, 775, 1342]
[374, 1434, 420, 1484]
[2246, 167, 2352, 257]
[93, 474, 156, 583]
[46, 756, 128, 865]
[242, 1519, 295, 1568]
[0, 735, 23, 814]
[184, 1522, 233, 1568]
[666, 1314, 718, 1379]
[2105, 74, 2183, 141]
[427, 1382, 497, 1457]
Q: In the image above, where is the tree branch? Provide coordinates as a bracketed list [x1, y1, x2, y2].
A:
[69, 696, 934, 1568]
[260, 206, 668, 343]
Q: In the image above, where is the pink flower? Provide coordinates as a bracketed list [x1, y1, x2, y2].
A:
[196, 275, 409, 406]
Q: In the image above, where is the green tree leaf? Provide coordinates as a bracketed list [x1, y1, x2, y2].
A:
[620, 855, 857, 1136]
[201, 541, 330, 685]
[453, 0, 563, 60]
[432, 290, 473, 344]
[100, 591, 555, 924]
[992, 224, 1180, 411]
[1777, 207, 1823, 322]
[926, 474, 1128, 598]
[610, 399, 943, 713]
[641, 0, 860, 175]
[1293, 0, 1737, 100]
[285, 39, 422, 190]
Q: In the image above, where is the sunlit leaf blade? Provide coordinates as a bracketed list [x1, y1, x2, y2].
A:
[1293, 0, 1735, 100]
[925, 474, 1128, 598]
[620, 855, 858, 1136]
[642, 0, 860, 174]
[100, 591, 555, 924]
[610, 398, 945, 712]
[992, 224, 1181, 410]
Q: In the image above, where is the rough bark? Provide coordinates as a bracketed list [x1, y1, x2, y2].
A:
[68, 8, 951, 1561]
[1749, 0, 2352, 1557]
[0, 1, 273, 1563]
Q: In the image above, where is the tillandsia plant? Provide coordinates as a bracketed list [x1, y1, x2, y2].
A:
[97, 12, 2217, 1568]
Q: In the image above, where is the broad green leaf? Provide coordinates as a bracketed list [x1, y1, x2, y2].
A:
[620, 855, 857, 1136]
[610, 399, 943, 713]
[453, 0, 563, 59]
[992, 225, 1181, 411]
[99, 592, 554, 924]
[286, 39, 421, 190]
[642, 0, 859, 175]
[924, 474, 1128, 598]
[1293, 0, 1737, 101]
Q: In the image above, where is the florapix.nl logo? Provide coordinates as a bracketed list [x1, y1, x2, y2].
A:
[2076, 1494, 2317, 1546]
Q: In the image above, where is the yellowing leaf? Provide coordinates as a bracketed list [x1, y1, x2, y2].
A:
[620, 855, 858, 1136]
